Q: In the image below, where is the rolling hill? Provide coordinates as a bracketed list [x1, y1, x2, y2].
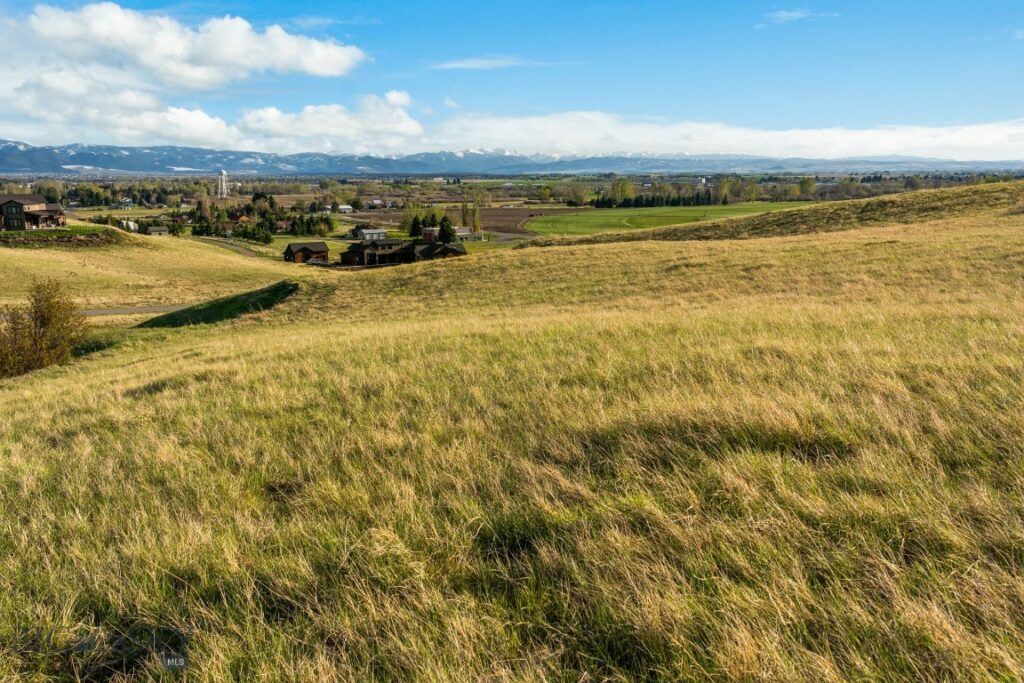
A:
[1, 183, 1024, 679]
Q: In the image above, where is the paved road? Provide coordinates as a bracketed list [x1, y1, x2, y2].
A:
[489, 231, 534, 244]
[81, 304, 188, 318]
[191, 236, 262, 258]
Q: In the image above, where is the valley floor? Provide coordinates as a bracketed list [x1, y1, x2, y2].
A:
[1, 185, 1024, 680]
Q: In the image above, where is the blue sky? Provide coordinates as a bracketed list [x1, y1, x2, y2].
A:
[1, 1, 1023, 158]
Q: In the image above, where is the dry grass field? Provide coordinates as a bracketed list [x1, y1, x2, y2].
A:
[1, 182, 1024, 680]
[0, 235, 299, 308]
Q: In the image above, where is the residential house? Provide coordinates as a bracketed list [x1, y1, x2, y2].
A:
[337, 204, 354, 214]
[340, 239, 406, 266]
[283, 241, 330, 263]
[340, 239, 466, 267]
[143, 225, 170, 236]
[0, 195, 66, 230]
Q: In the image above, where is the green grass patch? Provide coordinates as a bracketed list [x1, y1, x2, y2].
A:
[526, 202, 810, 235]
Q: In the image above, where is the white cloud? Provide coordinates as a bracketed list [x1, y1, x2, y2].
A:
[433, 56, 526, 70]
[761, 9, 840, 26]
[428, 111, 1024, 160]
[444, 97, 460, 109]
[27, 2, 365, 89]
[237, 92, 423, 153]
[1014, 29, 1024, 40]
[385, 90, 413, 108]
[6, 91, 1024, 160]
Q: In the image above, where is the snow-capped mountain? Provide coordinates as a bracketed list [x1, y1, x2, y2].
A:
[0, 141, 1021, 175]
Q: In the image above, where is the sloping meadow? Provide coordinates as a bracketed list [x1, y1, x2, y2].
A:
[1, 198, 1024, 680]
[529, 179, 1024, 247]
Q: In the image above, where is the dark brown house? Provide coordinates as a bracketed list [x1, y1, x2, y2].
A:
[340, 239, 467, 267]
[283, 241, 329, 263]
[0, 195, 66, 230]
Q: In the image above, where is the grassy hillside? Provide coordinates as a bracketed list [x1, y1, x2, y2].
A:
[529, 180, 1024, 246]
[0, 236, 300, 308]
[526, 202, 809, 236]
[0, 226, 125, 249]
[2, 188, 1024, 679]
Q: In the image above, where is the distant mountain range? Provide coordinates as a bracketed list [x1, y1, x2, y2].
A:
[1, 140, 1023, 176]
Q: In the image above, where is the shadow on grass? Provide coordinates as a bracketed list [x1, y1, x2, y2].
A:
[138, 280, 299, 329]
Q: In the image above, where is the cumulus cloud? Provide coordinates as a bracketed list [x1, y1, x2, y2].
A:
[238, 92, 423, 153]
[28, 2, 365, 88]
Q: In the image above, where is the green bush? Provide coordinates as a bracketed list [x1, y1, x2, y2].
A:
[0, 280, 87, 378]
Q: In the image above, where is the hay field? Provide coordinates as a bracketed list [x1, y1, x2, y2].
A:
[1, 183, 1024, 680]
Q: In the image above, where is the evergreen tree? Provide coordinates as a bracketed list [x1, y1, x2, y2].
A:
[409, 215, 423, 238]
[438, 215, 456, 243]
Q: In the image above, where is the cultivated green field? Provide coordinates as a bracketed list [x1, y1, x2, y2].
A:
[2, 184, 1024, 680]
[526, 201, 810, 235]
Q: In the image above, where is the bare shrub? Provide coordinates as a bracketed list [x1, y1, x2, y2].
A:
[0, 280, 87, 378]
[1010, 199, 1024, 215]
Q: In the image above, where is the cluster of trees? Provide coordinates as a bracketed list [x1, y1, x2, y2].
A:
[408, 211, 455, 240]
[289, 213, 332, 237]
[189, 201, 234, 237]
[402, 198, 483, 239]
[60, 180, 208, 208]
[591, 189, 719, 208]
[190, 192, 335, 242]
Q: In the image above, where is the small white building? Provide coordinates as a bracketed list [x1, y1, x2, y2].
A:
[355, 226, 388, 241]
[337, 204, 354, 214]
[456, 226, 484, 242]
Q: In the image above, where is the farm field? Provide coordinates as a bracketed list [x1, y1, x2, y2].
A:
[1, 183, 1024, 679]
[526, 201, 811, 235]
[354, 206, 582, 233]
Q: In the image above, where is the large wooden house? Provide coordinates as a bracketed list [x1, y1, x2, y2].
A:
[283, 241, 329, 263]
[0, 195, 66, 230]
[340, 239, 467, 267]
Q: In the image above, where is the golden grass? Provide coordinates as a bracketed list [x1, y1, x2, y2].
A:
[0, 237, 304, 308]
[2, 186, 1024, 679]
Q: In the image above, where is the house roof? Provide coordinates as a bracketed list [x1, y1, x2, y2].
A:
[415, 242, 467, 257]
[285, 241, 329, 252]
[0, 194, 46, 205]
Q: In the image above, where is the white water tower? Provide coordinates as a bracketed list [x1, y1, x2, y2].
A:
[216, 169, 229, 199]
